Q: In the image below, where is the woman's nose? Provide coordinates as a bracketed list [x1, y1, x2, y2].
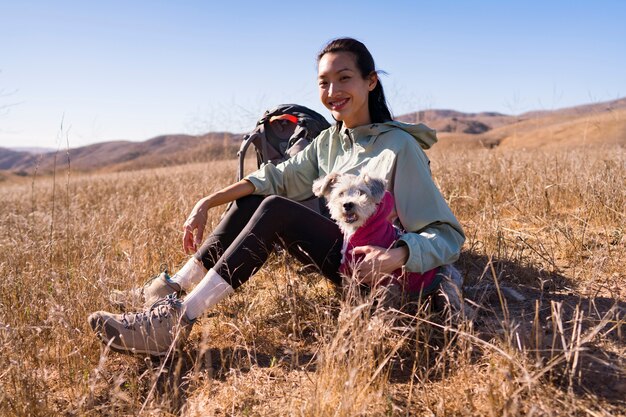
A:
[328, 82, 337, 97]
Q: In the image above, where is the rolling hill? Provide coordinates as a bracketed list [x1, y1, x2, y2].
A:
[400, 97, 626, 150]
[1, 132, 239, 174]
[475, 98, 626, 149]
[2, 97, 624, 175]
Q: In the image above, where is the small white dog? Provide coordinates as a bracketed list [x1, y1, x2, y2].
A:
[312, 171, 442, 297]
[312, 171, 387, 236]
[312, 171, 397, 281]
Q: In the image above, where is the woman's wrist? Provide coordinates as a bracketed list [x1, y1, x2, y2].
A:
[389, 246, 409, 270]
[195, 196, 212, 216]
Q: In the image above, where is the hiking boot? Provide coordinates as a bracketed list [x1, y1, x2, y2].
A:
[109, 272, 184, 311]
[88, 294, 193, 357]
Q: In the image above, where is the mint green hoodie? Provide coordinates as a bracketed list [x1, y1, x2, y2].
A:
[245, 121, 465, 273]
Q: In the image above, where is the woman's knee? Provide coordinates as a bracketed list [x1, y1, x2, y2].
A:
[230, 194, 266, 215]
[254, 195, 299, 221]
[257, 195, 291, 210]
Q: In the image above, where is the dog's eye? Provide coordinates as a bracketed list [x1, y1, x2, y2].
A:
[338, 191, 345, 197]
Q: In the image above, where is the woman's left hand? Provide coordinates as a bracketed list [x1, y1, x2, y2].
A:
[350, 245, 409, 286]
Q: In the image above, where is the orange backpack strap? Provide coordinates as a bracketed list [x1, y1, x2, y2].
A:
[269, 114, 299, 124]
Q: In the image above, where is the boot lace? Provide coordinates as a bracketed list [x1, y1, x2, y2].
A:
[122, 293, 181, 329]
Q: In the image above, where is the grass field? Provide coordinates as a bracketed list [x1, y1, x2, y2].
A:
[0, 142, 624, 416]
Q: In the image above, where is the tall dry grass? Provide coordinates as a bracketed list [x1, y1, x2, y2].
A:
[0, 143, 624, 416]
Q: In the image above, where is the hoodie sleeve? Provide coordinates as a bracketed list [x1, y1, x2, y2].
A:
[391, 135, 465, 273]
[244, 138, 320, 201]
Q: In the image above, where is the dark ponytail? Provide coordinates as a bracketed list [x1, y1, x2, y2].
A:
[317, 37, 393, 125]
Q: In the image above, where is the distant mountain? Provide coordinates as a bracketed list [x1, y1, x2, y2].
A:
[395, 97, 626, 149]
[395, 97, 626, 139]
[518, 97, 626, 119]
[1, 97, 624, 174]
[396, 109, 515, 134]
[10, 146, 56, 154]
[0, 132, 239, 174]
[465, 97, 626, 149]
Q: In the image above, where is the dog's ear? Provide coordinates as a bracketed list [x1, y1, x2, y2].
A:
[312, 172, 341, 197]
[362, 174, 387, 203]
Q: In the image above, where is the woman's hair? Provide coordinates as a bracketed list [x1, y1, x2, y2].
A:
[317, 37, 393, 125]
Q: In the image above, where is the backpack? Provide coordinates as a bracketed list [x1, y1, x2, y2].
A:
[236, 104, 331, 181]
[233, 104, 331, 213]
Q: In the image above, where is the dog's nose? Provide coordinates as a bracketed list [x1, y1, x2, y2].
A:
[343, 202, 354, 211]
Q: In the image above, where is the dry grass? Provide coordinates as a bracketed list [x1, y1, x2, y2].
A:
[0, 141, 624, 416]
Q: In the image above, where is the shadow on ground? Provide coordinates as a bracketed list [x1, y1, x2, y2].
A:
[457, 251, 625, 404]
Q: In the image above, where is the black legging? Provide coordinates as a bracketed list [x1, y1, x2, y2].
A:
[193, 195, 344, 289]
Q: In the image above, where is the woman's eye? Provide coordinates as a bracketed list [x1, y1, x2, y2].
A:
[319, 81, 328, 87]
[340, 76, 350, 81]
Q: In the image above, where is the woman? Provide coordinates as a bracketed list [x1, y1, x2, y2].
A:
[88, 38, 465, 357]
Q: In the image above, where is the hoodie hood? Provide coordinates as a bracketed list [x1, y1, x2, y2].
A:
[342, 120, 438, 150]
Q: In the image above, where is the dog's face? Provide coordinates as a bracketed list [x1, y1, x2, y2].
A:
[313, 172, 386, 235]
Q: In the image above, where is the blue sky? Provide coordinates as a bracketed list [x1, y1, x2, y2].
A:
[1, 1, 624, 148]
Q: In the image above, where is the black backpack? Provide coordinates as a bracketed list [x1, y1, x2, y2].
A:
[236, 104, 331, 181]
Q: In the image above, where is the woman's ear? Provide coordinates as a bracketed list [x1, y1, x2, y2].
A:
[312, 172, 341, 197]
[368, 72, 378, 92]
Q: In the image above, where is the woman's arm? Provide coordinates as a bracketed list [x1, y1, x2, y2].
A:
[182, 179, 255, 254]
[393, 139, 465, 272]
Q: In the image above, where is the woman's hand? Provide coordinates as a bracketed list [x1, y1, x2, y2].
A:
[351, 245, 409, 286]
[182, 180, 256, 254]
[183, 197, 210, 254]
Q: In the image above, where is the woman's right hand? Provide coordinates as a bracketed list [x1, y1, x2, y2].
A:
[181, 180, 256, 254]
[183, 197, 211, 254]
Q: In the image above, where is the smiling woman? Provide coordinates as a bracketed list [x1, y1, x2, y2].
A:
[317, 38, 391, 128]
[87, 37, 465, 358]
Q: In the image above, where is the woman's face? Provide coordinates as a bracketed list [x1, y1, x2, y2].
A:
[318, 52, 377, 128]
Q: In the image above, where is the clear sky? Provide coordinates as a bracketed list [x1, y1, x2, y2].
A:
[1, 0, 624, 149]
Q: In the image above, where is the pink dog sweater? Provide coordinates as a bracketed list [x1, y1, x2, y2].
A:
[339, 191, 439, 293]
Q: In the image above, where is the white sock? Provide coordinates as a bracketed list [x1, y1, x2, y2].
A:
[170, 257, 208, 291]
[182, 269, 234, 320]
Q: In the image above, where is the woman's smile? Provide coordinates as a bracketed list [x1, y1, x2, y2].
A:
[329, 97, 349, 110]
